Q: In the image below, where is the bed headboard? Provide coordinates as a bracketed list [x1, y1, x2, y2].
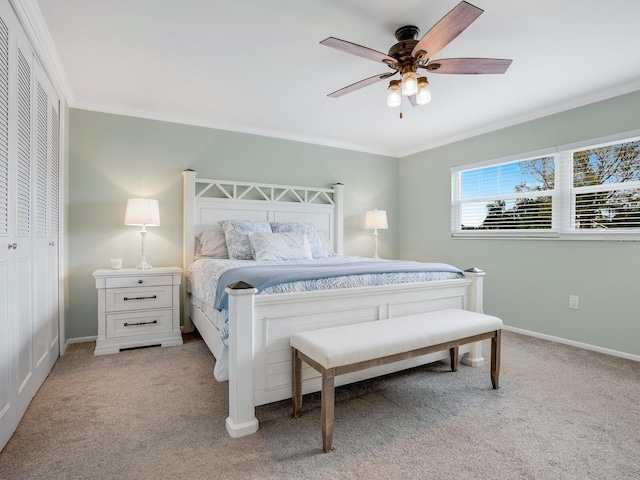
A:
[182, 170, 344, 275]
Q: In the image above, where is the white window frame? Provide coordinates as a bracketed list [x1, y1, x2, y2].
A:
[451, 129, 640, 241]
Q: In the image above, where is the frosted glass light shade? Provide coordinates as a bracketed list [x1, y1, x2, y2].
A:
[401, 71, 418, 96]
[364, 209, 388, 230]
[416, 77, 431, 105]
[386, 80, 401, 107]
[124, 198, 160, 226]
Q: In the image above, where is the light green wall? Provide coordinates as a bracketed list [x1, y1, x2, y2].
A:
[68, 91, 640, 356]
[68, 110, 398, 339]
[399, 90, 640, 356]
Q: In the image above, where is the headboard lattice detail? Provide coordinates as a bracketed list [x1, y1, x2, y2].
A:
[196, 179, 335, 205]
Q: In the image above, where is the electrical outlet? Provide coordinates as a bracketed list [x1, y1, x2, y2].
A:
[569, 295, 579, 310]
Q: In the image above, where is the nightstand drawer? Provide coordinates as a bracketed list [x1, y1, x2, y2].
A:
[106, 310, 173, 338]
[105, 286, 173, 312]
[106, 275, 173, 288]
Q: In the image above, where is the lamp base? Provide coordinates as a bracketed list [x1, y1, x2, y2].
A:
[136, 229, 153, 270]
[372, 229, 380, 259]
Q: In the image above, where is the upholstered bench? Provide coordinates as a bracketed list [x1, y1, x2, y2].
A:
[290, 308, 503, 453]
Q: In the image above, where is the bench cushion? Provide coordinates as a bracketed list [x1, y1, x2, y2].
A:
[289, 309, 503, 369]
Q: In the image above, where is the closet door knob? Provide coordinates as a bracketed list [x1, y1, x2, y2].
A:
[8, 243, 17, 249]
[49, 241, 55, 246]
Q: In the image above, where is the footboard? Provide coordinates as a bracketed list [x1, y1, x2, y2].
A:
[225, 270, 485, 437]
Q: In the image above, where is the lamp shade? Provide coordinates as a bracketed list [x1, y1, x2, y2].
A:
[364, 209, 388, 230]
[124, 198, 160, 226]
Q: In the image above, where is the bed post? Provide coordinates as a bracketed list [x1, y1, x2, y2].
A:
[462, 267, 486, 367]
[182, 170, 196, 332]
[226, 282, 259, 438]
[333, 183, 344, 255]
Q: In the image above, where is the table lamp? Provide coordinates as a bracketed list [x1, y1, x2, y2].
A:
[364, 209, 388, 258]
[125, 198, 160, 269]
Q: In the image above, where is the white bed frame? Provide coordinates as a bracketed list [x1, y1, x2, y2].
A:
[182, 170, 486, 438]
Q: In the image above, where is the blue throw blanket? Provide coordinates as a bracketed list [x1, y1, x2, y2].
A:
[214, 261, 463, 311]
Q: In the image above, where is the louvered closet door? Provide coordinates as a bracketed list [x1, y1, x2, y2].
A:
[0, 6, 13, 448]
[0, 0, 61, 452]
[13, 26, 35, 403]
[48, 92, 59, 355]
[32, 61, 59, 373]
[0, 0, 31, 450]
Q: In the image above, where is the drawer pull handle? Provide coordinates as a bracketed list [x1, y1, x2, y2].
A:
[123, 295, 157, 301]
[138, 280, 143, 284]
[124, 320, 158, 327]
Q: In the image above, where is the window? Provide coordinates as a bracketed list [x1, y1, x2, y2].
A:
[451, 132, 640, 239]
[572, 139, 640, 230]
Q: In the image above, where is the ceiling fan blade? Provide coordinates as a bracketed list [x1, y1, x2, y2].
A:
[327, 72, 396, 98]
[321, 37, 397, 65]
[424, 58, 512, 74]
[411, 1, 483, 61]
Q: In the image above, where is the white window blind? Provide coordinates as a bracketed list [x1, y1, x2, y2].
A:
[453, 156, 555, 233]
[451, 132, 640, 239]
[571, 139, 640, 231]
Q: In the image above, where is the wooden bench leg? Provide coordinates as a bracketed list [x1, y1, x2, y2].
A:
[491, 330, 501, 389]
[449, 346, 459, 372]
[321, 368, 335, 453]
[292, 349, 303, 418]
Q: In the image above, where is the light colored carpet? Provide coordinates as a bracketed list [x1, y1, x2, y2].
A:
[0, 330, 639, 480]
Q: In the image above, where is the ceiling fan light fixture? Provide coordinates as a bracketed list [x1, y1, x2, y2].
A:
[401, 70, 418, 96]
[319, 3, 513, 108]
[416, 77, 431, 105]
[386, 80, 401, 107]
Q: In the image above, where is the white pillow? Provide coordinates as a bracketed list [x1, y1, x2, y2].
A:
[196, 231, 228, 258]
[319, 230, 335, 256]
[249, 231, 313, 261]
[270, 222, 332, 258]
[219, 220, 272, 260]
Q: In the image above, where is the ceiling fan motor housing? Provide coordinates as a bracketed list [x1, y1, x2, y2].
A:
[388, 25, 421, 70]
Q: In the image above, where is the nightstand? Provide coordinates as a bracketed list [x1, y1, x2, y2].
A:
[93, 267, 183, 355]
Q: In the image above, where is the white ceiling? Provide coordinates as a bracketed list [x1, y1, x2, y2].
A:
[35, 0, 640, 157]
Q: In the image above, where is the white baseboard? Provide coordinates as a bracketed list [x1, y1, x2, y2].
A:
[504, 325, 640, 363]
[64, 328, 639, 363]
[64, 336, 98, 351]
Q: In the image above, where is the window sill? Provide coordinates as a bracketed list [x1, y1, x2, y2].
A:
[452, 231, 640, 241]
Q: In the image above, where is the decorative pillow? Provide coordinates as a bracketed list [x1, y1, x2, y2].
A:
[219, 220, 272, 260]
[196, 231, 229, 258]
[319, 230, 335, 256]
[249, 231, 313, 261]
[270, 222, 331, 258]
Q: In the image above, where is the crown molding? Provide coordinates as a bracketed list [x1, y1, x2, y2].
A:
[10, 0, 75, 104]
[71, 101, 401, 158]
[399, 78, 640, 157]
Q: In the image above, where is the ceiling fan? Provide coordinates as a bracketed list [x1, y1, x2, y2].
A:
[320, 1, 512, 111]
